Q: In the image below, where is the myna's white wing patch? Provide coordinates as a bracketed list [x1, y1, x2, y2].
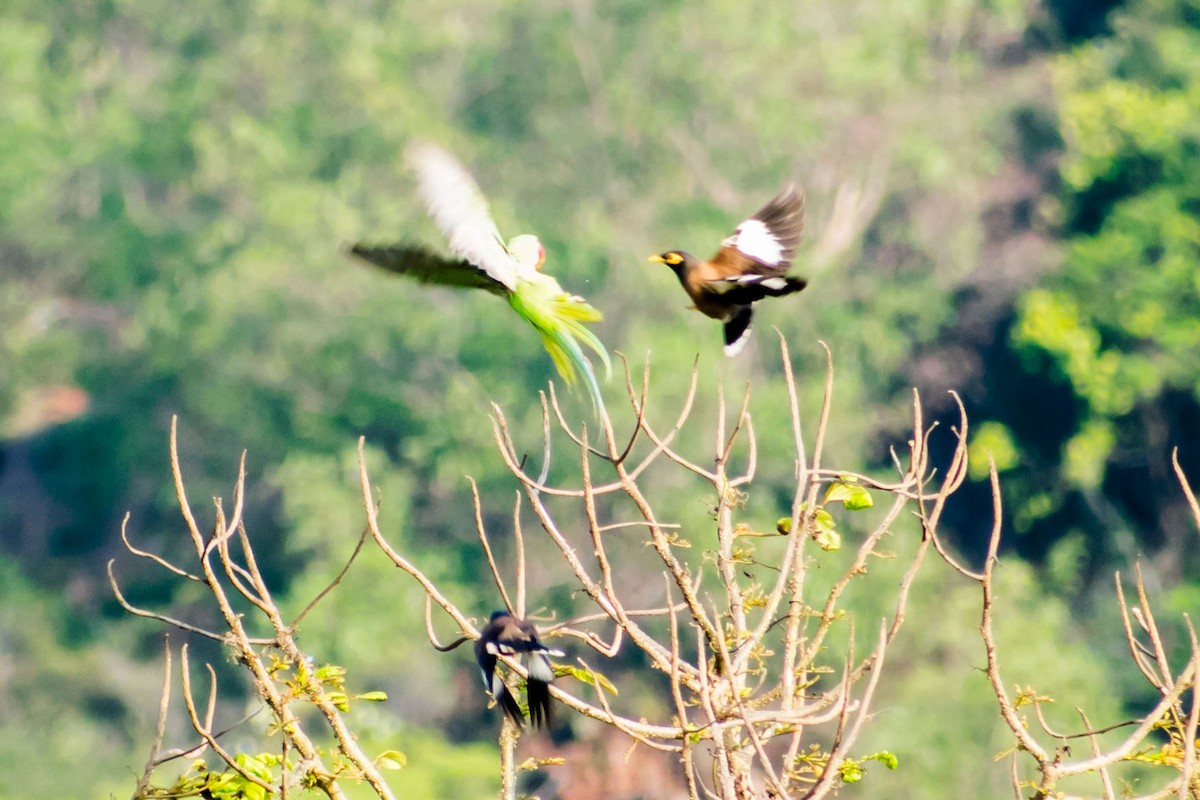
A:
[724, 219, 785, 266]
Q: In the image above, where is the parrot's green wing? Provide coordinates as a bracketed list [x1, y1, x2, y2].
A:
[407, 142, 522, 290]
[347, 242, 509, 295]
[509, 276, 612, 413]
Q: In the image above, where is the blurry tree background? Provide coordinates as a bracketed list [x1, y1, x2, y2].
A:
[0, 0, 1197, 796]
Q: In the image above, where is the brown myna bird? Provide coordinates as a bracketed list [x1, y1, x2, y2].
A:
[476, 611, 563, 728]
[649, 185, 808, 355]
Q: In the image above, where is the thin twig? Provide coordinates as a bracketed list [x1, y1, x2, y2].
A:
[1076, 708, 1115, 800]
[1116, 574, 1164, 689]
[1178, 615, 1199, 798]
[547, 383, 611, 461]
[1057, 663, 1195, 777]
[120, 513, 201, 582]
[202, 451, 247, 560]
[469, 477, 514, 615]
[170, 416, 206, 555]
[578, 658, 683, 752]
[424, 595, 471, 652]
[513, 491, 527, 618]
[980, 458, 1050, 763]
[107, 561, 250, 643]
[132, 636, 174, 798]
[289, 524, 371, 629]
[1134, 562, 1173, 688]
[1172, 448, 1200, 530]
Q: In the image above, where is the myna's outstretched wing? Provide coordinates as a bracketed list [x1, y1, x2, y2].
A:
[648, 184, 807, 358]
[711, 184, 806, 276]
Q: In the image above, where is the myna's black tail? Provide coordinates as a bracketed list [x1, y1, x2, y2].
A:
[724, 307, 754, 356]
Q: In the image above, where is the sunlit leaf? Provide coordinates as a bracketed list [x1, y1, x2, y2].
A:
[864, 751, 899, 770]
[315, 664, 346, 682]
[825, 481, 874, 511]
[560, 665, 618, 695]
[839, 760, 864, 783]
[376, 749, 408, 770]
[814, 527, 841, 551]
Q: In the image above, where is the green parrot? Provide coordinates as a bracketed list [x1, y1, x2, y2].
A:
[350, 142, 610, 410]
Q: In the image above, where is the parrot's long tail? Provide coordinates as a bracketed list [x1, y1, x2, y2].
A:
[511, 291, 612, 414]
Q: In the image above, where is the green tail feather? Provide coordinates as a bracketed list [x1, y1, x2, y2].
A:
[538, 327, 606, 413]
[549, 294, 611, 377]
[509, 283, 610, 413]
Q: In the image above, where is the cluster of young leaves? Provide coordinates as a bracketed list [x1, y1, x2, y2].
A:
[129, 652, 406, 800]
[269, 655, 407, 775]
[142, 754, 283, 800]
[837, 751, 900, 785]
[266, 655, 390, 715]
[773, 479, 875, 551]
[787, 743, 898, 789]
[1121, 707, 1200, 783]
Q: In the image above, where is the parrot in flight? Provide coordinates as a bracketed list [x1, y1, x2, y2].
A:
[350, 142, 610, 410]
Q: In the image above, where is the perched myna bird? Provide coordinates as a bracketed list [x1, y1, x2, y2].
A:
[476, 610, 563, 729]
[350, 142, 611, 410]
[649, 185, 808, 356]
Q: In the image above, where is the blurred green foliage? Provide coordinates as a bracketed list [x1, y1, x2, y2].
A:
[1, 0, 1196, 796]
[975, 0, 1200, 581]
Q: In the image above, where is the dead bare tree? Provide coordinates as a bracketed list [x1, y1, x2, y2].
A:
[365, 337, 972, 799]
[110, 417, 400, 800]
[113, 336, 1200, 800]
[975, 450, 1200, 800]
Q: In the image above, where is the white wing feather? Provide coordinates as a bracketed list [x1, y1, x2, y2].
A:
[406, 142, 521, 291]
[721, 219, 786, 266]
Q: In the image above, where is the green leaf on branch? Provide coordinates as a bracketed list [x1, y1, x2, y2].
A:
[810, 505, 839, 551]
[559, 664, 618, 695]
[315, 664, 347, 683]
[839, 760, 865, 783]
[838, 751, 898, 784]
[1013, 685, 1053, 709]
[825, 480, 874, 510]
[776, 506, 842, 550]
[814, 526, 842, 551]
[864, 751, 899, 770]
[375, 749, 408, 770]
